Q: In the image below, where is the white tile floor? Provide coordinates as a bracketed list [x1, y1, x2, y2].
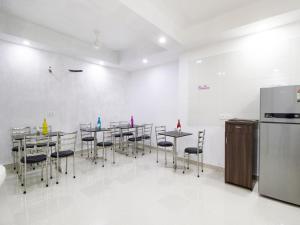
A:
[0, 149, 299, 225]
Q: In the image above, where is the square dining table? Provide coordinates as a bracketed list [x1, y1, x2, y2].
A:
[79, 127, 111, 164]
[112, 124, 145, 157]
[158, 130, 192, 170]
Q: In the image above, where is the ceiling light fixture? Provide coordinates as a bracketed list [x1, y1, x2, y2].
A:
[142, 58, 148, 64]
[23, 40, 30, 46]
[93, 30, 101, 50]
[158, 36, 167, 44]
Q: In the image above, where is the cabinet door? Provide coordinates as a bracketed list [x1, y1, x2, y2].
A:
[225, 124, 253, 189]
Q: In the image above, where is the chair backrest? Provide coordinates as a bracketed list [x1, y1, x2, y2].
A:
[99, 129, 113, 143]
[135, 125, 144, 137]
[60, 131, 77, 152]
[23, 134, 49, 162]
[143, 124, 153, 137]
[155, 126, 166, 144]
[197, 130, 205, 150]
[119, 121, 129, 126]
[110, 121, 129, 128]
[80, 123, 92, 138]
[110, 121, 130, 133]
[11, 127, 31, 146]
[109, 121, 119, 128]
[11, 127, 31, 138]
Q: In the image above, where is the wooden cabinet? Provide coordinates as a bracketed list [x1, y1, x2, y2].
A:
[225, 119, 258, 190]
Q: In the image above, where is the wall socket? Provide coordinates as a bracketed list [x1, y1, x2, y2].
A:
[47, 111, 55, 117]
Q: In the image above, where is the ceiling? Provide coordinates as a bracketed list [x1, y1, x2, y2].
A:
[145, 0, 256, 28]
[1, 0, 300, 71]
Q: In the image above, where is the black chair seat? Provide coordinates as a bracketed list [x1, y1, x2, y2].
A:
[51, 150, 74, 158]
[142, 135, 151, 139]
[184, 147, 202, 154]
[158, 141, 173, 147]
[123, 132, 133, 136]
[26, 144, 35, 148]
[12, 146, 19, 152]
[82, 137, 94, 142]
[12, 144, 35, 152]
[114, 133, 121, 138]
[128, 137, 143, 142]
[20, 154, 47, 164]
[36, 142, 47, 148]
[97, 142, 113, 147]
[49, 141, 56, 147]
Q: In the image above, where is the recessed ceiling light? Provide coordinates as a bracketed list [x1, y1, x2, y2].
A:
[23, 40, 30, 46]
[158, 36, 167, 44]
[142, 58, 148, 64]
[196, 59, 203, 64]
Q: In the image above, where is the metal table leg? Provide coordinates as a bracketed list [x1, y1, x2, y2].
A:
[173, 137, 177, 170]
[94, 131, 97, 164]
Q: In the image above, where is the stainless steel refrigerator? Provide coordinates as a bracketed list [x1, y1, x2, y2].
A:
[259, 85, 300, 205]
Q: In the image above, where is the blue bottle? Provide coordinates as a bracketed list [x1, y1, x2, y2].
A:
[97, 116, 101, 129]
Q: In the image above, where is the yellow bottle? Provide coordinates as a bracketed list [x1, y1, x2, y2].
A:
[42, 118, 48, 135]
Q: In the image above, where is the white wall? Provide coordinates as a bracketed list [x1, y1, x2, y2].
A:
[129, 22, 300, 168]
[0, 40, 129, 164]
[127, 62, 179, 127]
[179, 22, 300, 168]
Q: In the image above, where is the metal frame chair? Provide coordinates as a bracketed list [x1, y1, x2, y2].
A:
[110, 121, 133, 151]
[96, 129, 114, 166]
[80, 123, 94, 158]
[50, 131, 77, 184]
[142, 124, 153, 153]
[20, 133, 50, 194]
[183, 130, 205, 177]
[155, 126, 173, 165]
[128, 125, 145, 157]
[11, 127, 31, 173]
[110, 121, 121, 149]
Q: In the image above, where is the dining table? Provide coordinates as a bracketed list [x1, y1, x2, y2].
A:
[158, 130, 192, 170]
[113, 124, 145, 157]
[80, 127, 111, 164]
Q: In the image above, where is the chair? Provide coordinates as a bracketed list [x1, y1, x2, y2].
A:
[142, 124, 153, 153]
[119, 121, 133, 137]
[155, 126, 173, 165]
[183, 130, 205, 177]
[96, 129, 114, 166]
[37, 125, 56, 149]
[128, 125, 145, 157]
[11, 127, 31, 173]
[20, 133, 50, 194]
[110, 121, 132, 151]
[80, 123, 94, 158]
[50, 131, 77, 184]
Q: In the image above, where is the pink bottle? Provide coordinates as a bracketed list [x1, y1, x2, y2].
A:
[130, 116, 134, 128]
[176, 119, 181, 132]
